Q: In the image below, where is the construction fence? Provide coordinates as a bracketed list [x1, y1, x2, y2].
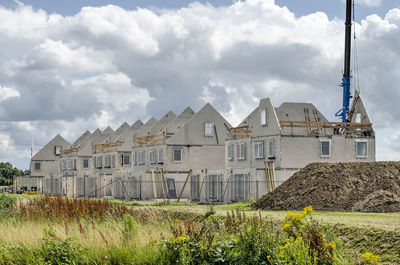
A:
[43, 174, 284, 203]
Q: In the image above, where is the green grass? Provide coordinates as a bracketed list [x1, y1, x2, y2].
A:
[128, 201, 400, 231]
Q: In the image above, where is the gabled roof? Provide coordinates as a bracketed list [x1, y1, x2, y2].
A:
[72, 130, 91, 148]
[138, 111, 176, 137]
[102, 127, 114, 134]
[79, 127, 114, 156]
[275, 102, 328, 123]
[164, 107, 195, 134]
[167, 103, 231, 146]
[117, 120, 144, 142]
[32, 134, 71, 161]
[350, 90, 372, 124]
[107, 122, 130, 143]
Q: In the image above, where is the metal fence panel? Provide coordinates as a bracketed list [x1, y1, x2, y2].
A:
[54, 177, 61, 195]
[127, 176, 141, 199]
[76, 177, 84, 197]
[86, 176, 97, 197]
[190, 175, 199, 201]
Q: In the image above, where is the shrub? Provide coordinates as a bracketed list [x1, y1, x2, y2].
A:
[121, 214, 138, 242]
[41, 228, 87, 265]
[0, 194, 17, 210]
[361, 252, 381, 265]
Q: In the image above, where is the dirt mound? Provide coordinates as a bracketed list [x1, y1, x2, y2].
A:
[253, 162, 400, 212]
[351, 190, 400, 213]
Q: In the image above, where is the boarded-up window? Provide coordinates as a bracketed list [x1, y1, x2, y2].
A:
[320, 140, 331, 157]
[205, 122, 214, 137]
[227, 144, 233, 160]
[356, 141, 367, 158]
[261, 108, 268, 125]
[254, 141, 264, 159]
[173, 149, 182, 162]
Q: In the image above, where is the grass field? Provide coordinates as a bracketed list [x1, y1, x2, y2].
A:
[0, 195, 398, 264]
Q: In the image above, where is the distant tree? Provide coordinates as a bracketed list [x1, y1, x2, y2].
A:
[0, 162, 24, 186]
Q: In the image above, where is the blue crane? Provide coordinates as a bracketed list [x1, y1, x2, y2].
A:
[336, 0, 353, 122]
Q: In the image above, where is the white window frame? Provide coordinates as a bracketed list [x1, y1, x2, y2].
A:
[356, 140, 368, 158]
[105, 155, 111, 168]
[254, 141, 264, 159]
[139, 150, 145, 165]
[54, 146, 62, 156]
[96, 156, 102, 169]
[149, 149, 157, 164]
[268, 139, 275, 158]
[67, 159, 73, 170]
[111, 155, 115, 168]
[261, 108, 268, 125]
[122, 153, 131, 166]
[227, 144, 233, 161]
[133, 151, 137, 165]
[205, 122, 214, 137]
[355, 112, 362, 123]
[320, 140, 331, 158]
[236, 143, 246, 160]
[83, 159, 89, 169]
[73, 159, 77, 170]
[158, 149, 163, 163]
[173, 149, 182, 162]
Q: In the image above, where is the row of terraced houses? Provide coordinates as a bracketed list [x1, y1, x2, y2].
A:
[30, 93, 375, 203]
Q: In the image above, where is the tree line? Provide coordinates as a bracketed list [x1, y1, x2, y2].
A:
[0, 162, 29, 186]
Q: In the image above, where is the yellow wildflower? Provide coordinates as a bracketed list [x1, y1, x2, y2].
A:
[361, 252, 381, 264]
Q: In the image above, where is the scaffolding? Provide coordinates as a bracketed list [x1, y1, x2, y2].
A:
[94, 141, 123, 151]
[279, 120, 373, 136]
[226, 126, 251, 139]
[134, 133, 174, 144]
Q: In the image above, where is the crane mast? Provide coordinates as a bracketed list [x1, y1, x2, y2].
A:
[336, 0, 353, 122]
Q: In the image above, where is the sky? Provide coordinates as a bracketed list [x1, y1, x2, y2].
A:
[0, 0, 399, 169]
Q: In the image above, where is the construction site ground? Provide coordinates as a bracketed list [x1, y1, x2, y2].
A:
[253, 162, 400, 213]
[130, 202, 400, 264]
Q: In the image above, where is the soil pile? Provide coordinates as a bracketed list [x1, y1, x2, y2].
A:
[253, 162, 400, 212]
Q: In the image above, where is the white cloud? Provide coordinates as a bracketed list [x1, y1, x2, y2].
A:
[0, 86, 20, 102]
[0, 0, 399, 169]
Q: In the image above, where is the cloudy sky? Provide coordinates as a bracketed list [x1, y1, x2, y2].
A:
[0, 0, 399, 169]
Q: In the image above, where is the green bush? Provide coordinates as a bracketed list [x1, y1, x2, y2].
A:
[160, 208, 351, 265]
[0, 241, 40, 264]
[0, 194, 17, 210]
[41, 229, 87, 265]
[121, 214, 138, 242]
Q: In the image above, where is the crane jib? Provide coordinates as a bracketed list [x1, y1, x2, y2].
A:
[336, 0, 353, 123]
